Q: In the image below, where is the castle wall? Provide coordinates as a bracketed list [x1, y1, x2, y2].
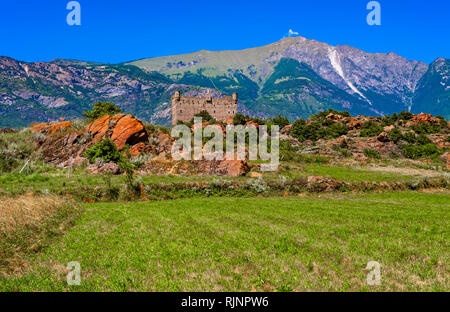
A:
[171, 91, 238, 125]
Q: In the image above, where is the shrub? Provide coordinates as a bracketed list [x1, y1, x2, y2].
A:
[83, 138, 123, 164]
[0, 131, 39, 173]
[363, 149, 381, 159]
[387, 128, 403, 143]
[192, 110, 216, 124]
[397, 111, 414, 121]
[402, 131, 417, 144]
[291, 119, 348, 142]
[233, 113, 248, 125]
[82, 102, 122, 121]
[360, 121, 383, 137]
[410, 122, 442, 135]
[416, 134, 432, 145]
[402, 143, 441, 159]
[269, 114, 290, 128]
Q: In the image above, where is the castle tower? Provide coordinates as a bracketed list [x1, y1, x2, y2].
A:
[171, 91, 238, 125]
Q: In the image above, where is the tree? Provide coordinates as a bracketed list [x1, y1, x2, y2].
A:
[193, 110, 216, 123]
[269, 114, 290, 128]
[83, 102, 122, 121]
[83, 138, 123, 164]
[233, 113, 249, 125]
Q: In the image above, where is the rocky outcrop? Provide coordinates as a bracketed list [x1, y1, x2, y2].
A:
[139, 156, 249, 177]
[410, 113, 441, 125]
[30, 121, 72, 134]
[85, 114, 148, 150]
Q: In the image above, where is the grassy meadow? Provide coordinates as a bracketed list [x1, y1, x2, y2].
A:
[0, 192, 448, 292]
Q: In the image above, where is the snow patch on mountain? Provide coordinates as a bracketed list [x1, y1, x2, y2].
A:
[328, 48, 372, 106]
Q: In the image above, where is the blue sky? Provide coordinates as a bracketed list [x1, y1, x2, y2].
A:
[0, 0, 448, 64]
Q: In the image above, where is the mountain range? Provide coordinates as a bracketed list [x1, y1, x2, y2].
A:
[0, 36, 448, 128]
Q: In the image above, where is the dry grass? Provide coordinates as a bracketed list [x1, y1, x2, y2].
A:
[0, 195, 66, 235]
[0, 195, 79, 277]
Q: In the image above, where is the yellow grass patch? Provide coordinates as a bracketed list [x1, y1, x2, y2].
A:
[0, 195, 68, 235]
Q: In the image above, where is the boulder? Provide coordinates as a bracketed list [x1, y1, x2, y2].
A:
[325, 113, 343, 122]
[110, 114, 148, 149]
[377, 132, 390, 142]
[85, 114, 148, 151]
[347, 118, 363, 130]
[214, 159, 249, 177]
[383, 125, 395, 132]
[413, 113, 440, 124]
[86, 162, 121, 175]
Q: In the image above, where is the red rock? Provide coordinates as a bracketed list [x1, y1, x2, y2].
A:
[281, 124, 292, 134]
[347, 117, 363, 130]
[129, 142, 147, 157]
[326, 113, 343, 122]
[245, 121, 259, 128]
[215, 159, 249, 177]
[377, 132, 390, 142]
[30, 121, 72, 134]
[85, 114, 111, 142]
[411, 113, 441, 125]
[85, 114, 148, 150]
[223, 118, 234, 125]
[110, 114, 148, 149]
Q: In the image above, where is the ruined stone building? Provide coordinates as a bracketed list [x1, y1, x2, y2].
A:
[171, 91, 238, 125]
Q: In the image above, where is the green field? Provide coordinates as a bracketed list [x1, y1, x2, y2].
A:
[1, 192, 448, 292]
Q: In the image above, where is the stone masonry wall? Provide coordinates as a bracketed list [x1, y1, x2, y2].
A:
[171, 91, 238, 125]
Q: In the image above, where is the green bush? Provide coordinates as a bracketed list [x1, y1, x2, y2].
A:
[363, 149, 381, 159]
[269, 114, 290, 128]
[233, 113, 248, 125]
[360, 121, 383, 137]
[416, 134, 432, 145]
[387, 128, 403, 143]
[397, 111, 414, 121]
[402, 143, 441, 159]
[192, 110, 216, 124]
[83, 138, 123, 164]
[402, 132, 417, 144]
[291, 119, 348, 142]
[0, 131, 39, 173]
[410, 122, 442, 135]
[83, 102, 122, 121]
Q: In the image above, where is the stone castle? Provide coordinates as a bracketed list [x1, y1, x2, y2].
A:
[171, 91, 238, 125]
